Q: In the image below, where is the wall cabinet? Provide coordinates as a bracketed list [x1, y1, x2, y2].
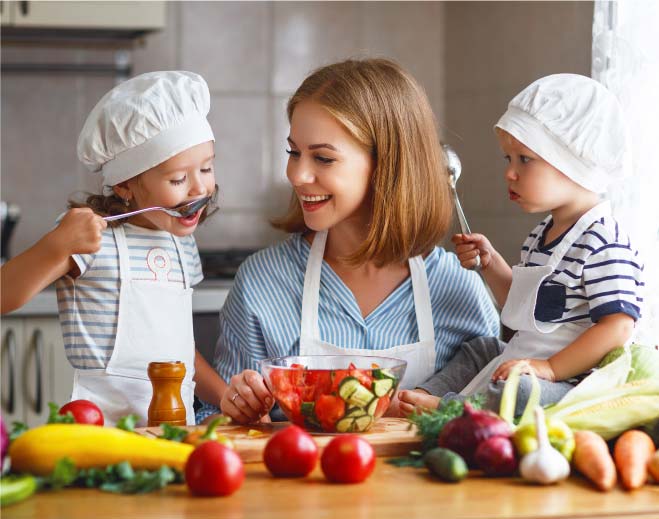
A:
[1, 1, 165, 29]
[1, 317, 74, 427]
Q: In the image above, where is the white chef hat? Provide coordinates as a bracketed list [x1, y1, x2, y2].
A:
[77, 70, 214, 187]
[495, 73, 631, 193]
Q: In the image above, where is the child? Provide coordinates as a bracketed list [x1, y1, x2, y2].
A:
[1, 71, 227, 425]
[399, 73, 643, 416]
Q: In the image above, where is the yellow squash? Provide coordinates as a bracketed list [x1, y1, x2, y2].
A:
[8, 424, 194, 476]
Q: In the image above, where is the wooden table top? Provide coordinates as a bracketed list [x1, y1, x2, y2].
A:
[4, 460, 659, 519]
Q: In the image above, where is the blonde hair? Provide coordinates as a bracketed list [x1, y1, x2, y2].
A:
[272, 58, 453, 267]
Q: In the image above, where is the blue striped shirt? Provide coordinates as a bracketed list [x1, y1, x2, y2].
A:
[55, 223, 203, 369]
[524, 215, 644, 324]
[196, 233, 500, 422]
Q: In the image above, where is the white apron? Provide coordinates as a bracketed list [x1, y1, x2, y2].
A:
[71, 226, 196, 426]
[461, 202, 612, 396]
[299, 230, 436, 390]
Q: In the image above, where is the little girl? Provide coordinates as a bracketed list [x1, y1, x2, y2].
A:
[1, 71, 227, 425]
[399, 74, 643, 416]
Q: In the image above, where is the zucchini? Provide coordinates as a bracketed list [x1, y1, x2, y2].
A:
[366, 397, 379, 416]
[338, 377, 375, 408]
[335, 417, 354, 433]
[353, 415, 373, 432]
[372, 378, 394, 397]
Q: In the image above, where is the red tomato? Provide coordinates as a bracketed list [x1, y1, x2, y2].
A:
[289, 363, 305, 388]
[330, 369, 350, 393]
[349, 367, 373, 390]
[278, 391, 303, 425]
[374, 394, 391, 418]
[263, 425, 319, 477]
[58, 399, 104, 426]
[304, 370, 332, 401]
[270, 368, 293, 393]
[320, 435, 376, 484]
[314, 394, 345, 431]
[185, 441, 244, 496]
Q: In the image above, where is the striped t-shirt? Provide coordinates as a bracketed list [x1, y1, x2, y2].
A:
[196, 233, 500, 422]
[523, 214, 644, 324]
[55, 223, 203, 369]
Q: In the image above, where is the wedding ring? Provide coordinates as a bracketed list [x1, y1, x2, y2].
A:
[231, 392, 239, 403]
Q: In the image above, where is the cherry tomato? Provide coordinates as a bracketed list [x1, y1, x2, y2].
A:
[185, 441, 244, 496]
[263, 425, 319, 477]
[59, 399, 104, 426]
[320, 435, 376, 483]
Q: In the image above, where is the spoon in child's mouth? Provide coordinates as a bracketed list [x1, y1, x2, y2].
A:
[103, 195, 213, 222]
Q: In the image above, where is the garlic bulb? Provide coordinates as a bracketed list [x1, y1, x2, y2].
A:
[519, 407, 570, 485]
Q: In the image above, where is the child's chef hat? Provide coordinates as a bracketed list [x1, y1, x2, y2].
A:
[495, 73, 630, 193]
[77, 70, 214, 187]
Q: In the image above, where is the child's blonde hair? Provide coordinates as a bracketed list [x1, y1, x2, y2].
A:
[272, 58, 453, 267]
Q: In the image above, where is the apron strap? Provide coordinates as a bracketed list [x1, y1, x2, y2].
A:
[112, 226, 132, 282]
[546, 201, 611, 269]
[300, 231, 327, 340]
[409, 256, 435, 343]
[170, 235, 191, 289]
[300, 231, 435, 344]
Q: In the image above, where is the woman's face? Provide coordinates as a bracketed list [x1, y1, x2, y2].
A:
[286, 100, 374, 232]
[117, 141, 216, 236]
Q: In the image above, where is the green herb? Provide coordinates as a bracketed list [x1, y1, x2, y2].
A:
[116, 414, 140, 432]
[9, 421, 29, 441]
[407, 395, 485, 453]
[386, 450, 426, 468]
[38, 458, 178, 494]
[46, 402, 75, 424]
[159, 423, 188, 442]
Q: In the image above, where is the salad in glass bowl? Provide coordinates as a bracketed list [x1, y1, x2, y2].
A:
[260, 355, 406, 433]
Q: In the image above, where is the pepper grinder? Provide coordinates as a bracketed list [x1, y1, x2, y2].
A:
[147, 361, 187, 426]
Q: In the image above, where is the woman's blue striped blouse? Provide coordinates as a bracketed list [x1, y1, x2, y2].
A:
[196, 233, 500, 422]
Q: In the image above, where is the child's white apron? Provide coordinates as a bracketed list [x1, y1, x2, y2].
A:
[71, 226, 196, 426]
[460, 201, 612, 397]
[298, 230, 436, 390]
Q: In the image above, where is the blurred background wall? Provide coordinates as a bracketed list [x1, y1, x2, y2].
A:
[1, 1, 593, 265]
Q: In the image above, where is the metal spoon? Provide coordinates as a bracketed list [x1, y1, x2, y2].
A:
[442, 143, 481, 270]
[103, 195, 212, 222]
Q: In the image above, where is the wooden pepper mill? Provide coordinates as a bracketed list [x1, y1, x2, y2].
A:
[147, 361, 187, 426]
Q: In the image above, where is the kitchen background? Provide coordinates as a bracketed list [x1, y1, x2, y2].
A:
[1, 0, 594, 266]
[14, 1, 657, 425]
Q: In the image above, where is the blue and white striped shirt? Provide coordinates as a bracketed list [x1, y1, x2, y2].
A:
[196, 233, 500, 422]
[525, 214, 644, 324]
[55, 223, 203, 369]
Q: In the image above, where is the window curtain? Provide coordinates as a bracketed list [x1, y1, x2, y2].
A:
[592, 0, 659, 346]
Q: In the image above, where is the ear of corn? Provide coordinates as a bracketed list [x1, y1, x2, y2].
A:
[8, 424, 194, 476]
[545, 380, 659, 440]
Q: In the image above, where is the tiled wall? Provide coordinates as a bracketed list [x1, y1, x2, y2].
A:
[1, 1, 592, 264]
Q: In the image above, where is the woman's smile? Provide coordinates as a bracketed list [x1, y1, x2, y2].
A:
[299, 193, 333, 212]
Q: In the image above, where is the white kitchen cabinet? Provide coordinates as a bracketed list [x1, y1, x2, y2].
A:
[1, 317, 74, 427]
[0, 1, 16, 25]
[4, 1, 165, 29]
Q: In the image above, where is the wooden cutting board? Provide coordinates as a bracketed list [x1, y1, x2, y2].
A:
[138, 418, 421, 463]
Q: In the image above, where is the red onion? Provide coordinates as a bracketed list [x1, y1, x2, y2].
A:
[474, 436, 518, 476]
[437, 402, 512, 467]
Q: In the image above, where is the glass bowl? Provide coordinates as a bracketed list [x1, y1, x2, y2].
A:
[260, 355, 407, 433]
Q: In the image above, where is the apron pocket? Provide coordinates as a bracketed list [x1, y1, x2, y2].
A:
[534, 283, 566, 322]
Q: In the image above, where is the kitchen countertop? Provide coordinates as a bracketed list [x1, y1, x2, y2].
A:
[4, 461, 659, 519]
[5, 279, 233, 317]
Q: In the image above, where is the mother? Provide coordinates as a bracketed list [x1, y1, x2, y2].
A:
[197, 58, 499, 424]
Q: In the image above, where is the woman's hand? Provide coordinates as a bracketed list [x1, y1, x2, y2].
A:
[491, 358, 556, 382]
[397, 389, 441, 416]
[221, 369, 274, 424]
[451, 233, 496, 270]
